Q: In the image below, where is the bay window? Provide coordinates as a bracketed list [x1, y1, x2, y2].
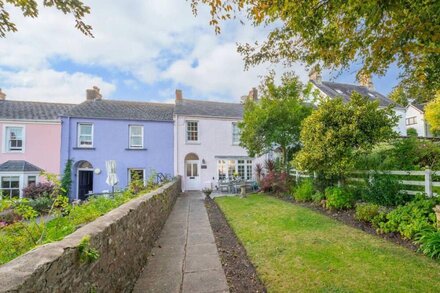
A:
[217, 159, 253, 180]
[1, 176, 20, 198]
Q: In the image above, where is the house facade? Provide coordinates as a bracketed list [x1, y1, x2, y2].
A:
[405, 103, 433, 137]
[60, 87, 174, 200]
[174, 90, 263, 191]
[0, 89, 74, 198]
[309, 74, 407, 136]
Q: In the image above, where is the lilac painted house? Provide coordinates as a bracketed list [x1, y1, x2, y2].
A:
[60, 87, 174, 200]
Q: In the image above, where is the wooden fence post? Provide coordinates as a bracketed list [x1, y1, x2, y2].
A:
[425, 168, 433, 197]
[295, 170, 300, 184]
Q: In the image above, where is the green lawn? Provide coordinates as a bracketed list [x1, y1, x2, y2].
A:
[216, 194, 440, 293]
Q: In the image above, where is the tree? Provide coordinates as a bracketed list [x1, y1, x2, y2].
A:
[60, 159, 73, 197]
[0, 0, 92, 37]
[295, 93, 397, 179]
[239, 74, 312, 171]
[191, 0, 440, 102]
[425, 91, 440, 135]
[388, 86, 409, 107]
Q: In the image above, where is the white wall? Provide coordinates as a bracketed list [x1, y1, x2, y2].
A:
[406, 105, 431, 137]
[394, 107, 407, 136]
[174, 115, 265, 191]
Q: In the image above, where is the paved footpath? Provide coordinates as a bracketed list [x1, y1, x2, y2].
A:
[132, 191, 229, 293]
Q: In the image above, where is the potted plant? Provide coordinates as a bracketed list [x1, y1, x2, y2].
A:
[202, 188, 213, 198]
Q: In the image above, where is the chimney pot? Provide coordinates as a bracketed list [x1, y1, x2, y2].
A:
[175, 89, 183, 102]
[86, 86, 102, 101]
[0, 89, 5, 101]
[309, 65, 322, 84]
[249, 87, 258, 101]
[358, 72, 374, 91]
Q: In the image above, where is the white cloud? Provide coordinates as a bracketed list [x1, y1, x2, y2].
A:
[0, 69, 116, 103]
[0, 0, 308, 102]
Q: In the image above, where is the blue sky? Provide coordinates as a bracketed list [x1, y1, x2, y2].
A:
[0, 0, 400, 104]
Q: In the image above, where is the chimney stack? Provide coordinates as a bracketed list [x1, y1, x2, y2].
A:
[175, 89, 183, 103]
[358, 72, 374, 91]
[0, 89, 5, 101]
[309, 65, 322, 84]
[86, 86, 102, 101]
[248, 87, 258, 101]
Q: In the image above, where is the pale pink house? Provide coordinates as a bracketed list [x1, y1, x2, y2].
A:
[0, 90, 74, 198]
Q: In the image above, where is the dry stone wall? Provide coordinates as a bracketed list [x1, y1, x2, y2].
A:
[0, 177, 181, 293]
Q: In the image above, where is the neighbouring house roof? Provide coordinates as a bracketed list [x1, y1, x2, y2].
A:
[409, 103, 426, 113]
[311, 80, 401, 108]
[0, 160, 42, 172]
[0, 100, 75, 121]
[62, 99, 175, 121]
[174, 99, 243, 118]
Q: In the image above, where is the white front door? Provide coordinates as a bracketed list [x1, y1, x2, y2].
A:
[185, 160, 200, 190]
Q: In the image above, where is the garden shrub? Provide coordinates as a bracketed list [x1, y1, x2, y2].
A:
[23, 182, 55, 199]
[0, 209, 21, 224]
[325, 187, 355, 210]
[28, 197, 53, 215]
[261, 171, 288, 195]
[293, 179, 314, 202]
[355, 203, 382, 222]
[376, 195, 440, 239]
[311, 192, 325, 204]
[371, 210, 388, 228]
[362, 173, 411, 206]
[416, 229, 440, 259]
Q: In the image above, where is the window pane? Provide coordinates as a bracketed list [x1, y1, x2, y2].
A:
[131, 136, 142, 147]
[28, 176, 37, 186]
[130, 169, 144, 182]
[80, 124, 92, 135]
[130, 126, 142, 136]
[10, 177, 19, 188]
[186, 163, 192, 176]
[192, 164, 198, 176]
[11, 189, 20, 198]
[2, 177, 10, 188]
[228, 160, 236, 178]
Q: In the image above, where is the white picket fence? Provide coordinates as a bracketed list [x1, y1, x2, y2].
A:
[290, 169, 439, 197]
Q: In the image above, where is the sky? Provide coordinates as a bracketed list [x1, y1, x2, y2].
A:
[0, 0, 401, 105]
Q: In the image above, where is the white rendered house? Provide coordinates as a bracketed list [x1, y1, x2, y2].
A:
[173, 90, 264, 191]
[405, 103, 433, 137]
[309, 73, 407, 136]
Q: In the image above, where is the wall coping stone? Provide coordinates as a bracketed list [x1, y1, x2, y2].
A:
[0, 179, 180, 292]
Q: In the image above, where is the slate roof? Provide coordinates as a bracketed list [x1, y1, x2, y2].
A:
[62, 99, 174, 121]
[174, 99, 243, 118]
[0, 160, 42, 172]
[411, 103, 426, 112]
[0, 100, 75, 120]
[311, 80, 401, 108]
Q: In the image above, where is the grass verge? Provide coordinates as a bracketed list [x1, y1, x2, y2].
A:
[216, 194, 440, 292]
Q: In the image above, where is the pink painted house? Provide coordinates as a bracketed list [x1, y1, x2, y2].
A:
[0, 89, 74, 198]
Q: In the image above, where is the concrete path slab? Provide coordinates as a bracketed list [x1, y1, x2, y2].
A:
[132, 192, 229, 293]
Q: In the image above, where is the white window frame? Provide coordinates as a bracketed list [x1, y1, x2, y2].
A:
[186, 120, 199, 143]
[129, 125, 144, 149]
[232, 122, 241, 145]
[217, 159, 253, 181]
[77, 123, 94, 148]
[0, 175, 20, 199]
[3, 125, 25, 153]
[128, 168, 146, 185]
[406, 116, 417, 125]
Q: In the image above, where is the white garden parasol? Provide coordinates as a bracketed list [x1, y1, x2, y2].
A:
[105, 160, 119, 193]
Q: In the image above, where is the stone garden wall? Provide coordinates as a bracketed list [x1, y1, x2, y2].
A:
[0, 177, 181, 292]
